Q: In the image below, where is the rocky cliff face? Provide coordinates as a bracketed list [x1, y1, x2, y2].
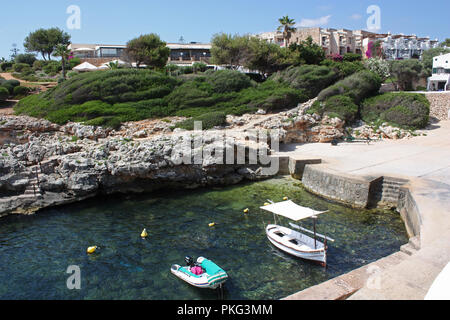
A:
[0, 116, 273, 217]
[0, 96, 426, 217]
[226, 98, 346, 144]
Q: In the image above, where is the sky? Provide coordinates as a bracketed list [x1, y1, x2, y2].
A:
[1, 0, 449, 59]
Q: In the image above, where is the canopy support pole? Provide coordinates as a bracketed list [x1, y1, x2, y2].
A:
[313, 216, 317, 249]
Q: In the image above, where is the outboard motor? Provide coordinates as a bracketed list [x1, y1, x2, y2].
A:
[185, 256, 194, 267]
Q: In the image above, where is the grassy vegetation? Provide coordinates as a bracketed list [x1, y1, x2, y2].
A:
[269, 64, 340, 99]
[317, 70, 382, 104]
[15, 68, 311, 128]
[361, 92, 430, 129]
[307, 95, 359, 123]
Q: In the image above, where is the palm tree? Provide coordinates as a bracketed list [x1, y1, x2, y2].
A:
[107, 61, 120, 70]
[53, 44, 71, 79]
[277, 16, 297, 48]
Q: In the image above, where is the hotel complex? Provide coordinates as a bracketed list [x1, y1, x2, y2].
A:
[68, 27, 440, 69]
[68, 42, 212, 66]
[256, 27, 439, 60]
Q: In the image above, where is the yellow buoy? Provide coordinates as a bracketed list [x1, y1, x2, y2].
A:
[141, 228, 148, 238]
[283, 197, 289, 201]
[87, 246, 97, 254]
[243, 208, 249, 214]
[264, 202, 270, 206]
[209, 222, 216, 227]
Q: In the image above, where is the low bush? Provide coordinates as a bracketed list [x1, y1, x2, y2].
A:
[343, 53, 362, 62]
[361, 92, 430, 129]
[13, 86, 31, 97]
[13, 63, 31, 73]
[192, 62, 208, 73]
[15, 54, 37, 66]
[320, 59, 365, 78]
[206, 69, 253, 93]
[175, 111, 227, 130]
[42, 61, 62, 75]
[318, 70, 382, 104]
[15, 69, 308, 128]
[68, 58, 82, 70]
[307, 95, 358, 123]
[0, 62, 13, 72]
[270, 65, 339, 98]
[32, 60, 45, 71]
[0, 87, 9, 101]
[1, 80, 21, 94]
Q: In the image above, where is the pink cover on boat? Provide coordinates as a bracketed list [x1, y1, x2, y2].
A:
[191, 266, 203, 275]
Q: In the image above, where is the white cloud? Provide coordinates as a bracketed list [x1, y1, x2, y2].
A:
[351, 14, 362, 20]
[296, 15, 331, 28]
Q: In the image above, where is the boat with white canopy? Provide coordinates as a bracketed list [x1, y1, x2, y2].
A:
[261, 200, 334, 267]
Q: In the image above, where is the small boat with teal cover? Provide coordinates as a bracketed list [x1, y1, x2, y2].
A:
[171, 256, 228, 289]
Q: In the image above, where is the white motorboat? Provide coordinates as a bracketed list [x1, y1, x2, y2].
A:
[261, 200, 334, 267]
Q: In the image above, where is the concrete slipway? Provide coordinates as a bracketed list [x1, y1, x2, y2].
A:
[275, 121, 450, 300]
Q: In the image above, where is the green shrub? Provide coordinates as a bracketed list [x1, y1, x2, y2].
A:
[13, 63, 31, 73]
[42, 61, 62, 74]
[320, 59, 365, 78]
[175, 111, 227, 130]
[270, 65, 339, 98]
[68, 58, 82, 70]
[206, 69, 253, 93]
[1, 83, 14, 95]
[318, 70, 382, 104]
[48, 69, 178, 105]
[1, 80, 21, 94]
[15, 54, 37, 66]
[6, 79, 20, 87]
[389, 59, 423, 91]
[0, 62, 13, 71]
[15, 68, 308, 128]
[193, 62, 208, 73]
[67, 71, 78, 78]
[32, 60, 45, 71]
[13, 86, 31, 97]
[343, 53, 362, 62]
[0, 87, 9, 101]
[308, 95, 358, 123]
[361, 92, 430, 129]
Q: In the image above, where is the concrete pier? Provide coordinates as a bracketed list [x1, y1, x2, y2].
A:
[276, 121, 450, 300]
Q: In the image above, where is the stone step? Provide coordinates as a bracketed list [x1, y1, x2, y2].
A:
[382, 183, 402, 188]
[382, 189, 401, 195]
[381, 192, 399, 199]
[383, 179, 408, 186]
[400, 243, 418, 256]
[408, 236, 421, 250]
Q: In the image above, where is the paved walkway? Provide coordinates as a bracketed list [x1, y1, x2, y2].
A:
[277, 121, 450, 184]
[278, 121, 450, 300]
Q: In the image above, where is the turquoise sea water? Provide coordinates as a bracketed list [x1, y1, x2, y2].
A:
[0, 177, 408, 300]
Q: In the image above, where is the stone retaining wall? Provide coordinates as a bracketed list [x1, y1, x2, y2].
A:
[280, 157, 450, 300]
[301, 165, 372, 208]
[397, 185, 422, 239]
[425, 92, 450, 121]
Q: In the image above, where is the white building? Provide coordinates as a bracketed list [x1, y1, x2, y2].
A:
[377, 33, 439, 60]
[427, 53, 450, 91]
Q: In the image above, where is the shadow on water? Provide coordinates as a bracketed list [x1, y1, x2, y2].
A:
[0, 177, 408, 300]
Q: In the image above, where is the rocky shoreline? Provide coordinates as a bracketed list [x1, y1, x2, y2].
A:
[0, 98, 428, 218]
[0, 117, 274, 217]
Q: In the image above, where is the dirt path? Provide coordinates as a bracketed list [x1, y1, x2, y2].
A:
[0, 72, 56, 92]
